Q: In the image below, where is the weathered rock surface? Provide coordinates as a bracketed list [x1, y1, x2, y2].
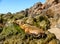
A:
[46, 0, 58, 5]
[47, 3, 60, 16]
[20, 24, 44, 35]
[28, 0, 60, 16]
[48, 28, 60, 40]
[28, 2, 44, 16]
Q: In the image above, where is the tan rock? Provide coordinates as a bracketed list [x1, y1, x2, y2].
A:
[16, 20, 44, 35]
[48, 28, 60, 40]
[46, 3, 60, 17]
[28, 2, 45, 16]
[46, 0, 55, 4]
[46, 0, 59, 4]
[20, 24, 44, 35]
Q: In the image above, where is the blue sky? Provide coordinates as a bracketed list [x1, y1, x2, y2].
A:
[0, 0, 45, 13]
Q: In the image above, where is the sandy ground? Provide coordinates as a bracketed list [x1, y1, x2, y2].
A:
[48, 28, 60, 40]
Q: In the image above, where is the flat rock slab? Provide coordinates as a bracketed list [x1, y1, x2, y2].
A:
[48, 28, 60, 40]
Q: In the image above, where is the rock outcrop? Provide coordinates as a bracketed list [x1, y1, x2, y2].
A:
[16, 0, 60, 17]
[47, 3, 60, 16]
[46, 0, 58, 4]
[28, 0, 60, 16]
[28, 2, 44, 16]
[48, 28, 60, 40]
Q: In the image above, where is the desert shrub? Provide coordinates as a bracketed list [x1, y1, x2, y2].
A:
[0, 22, 25, 41]
[0, 21, 59, 44]
[0, 12, 59, 44]
[13, 13, 26, 20]
[26, 15, 50, 30]
[2, 31, 59, 44]
[0, 27, 3, 33]
[26, 16, 35, 25]
[34, 15, 50, 30]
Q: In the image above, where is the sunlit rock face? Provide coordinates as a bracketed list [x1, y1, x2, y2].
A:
[27, 0, 60, 17]
[48, 28, 60, 40]
[46, 0, 60, 4]
[46, 3, 60, 18]
[46, 0, 55, 4]
[28, 2, 43, 16]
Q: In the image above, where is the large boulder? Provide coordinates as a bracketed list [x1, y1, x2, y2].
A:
[28, 2, 44, 16]
[46, 0, 60, 4]
[48, 28, 60, 40]
[47, 3, 60, 16]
